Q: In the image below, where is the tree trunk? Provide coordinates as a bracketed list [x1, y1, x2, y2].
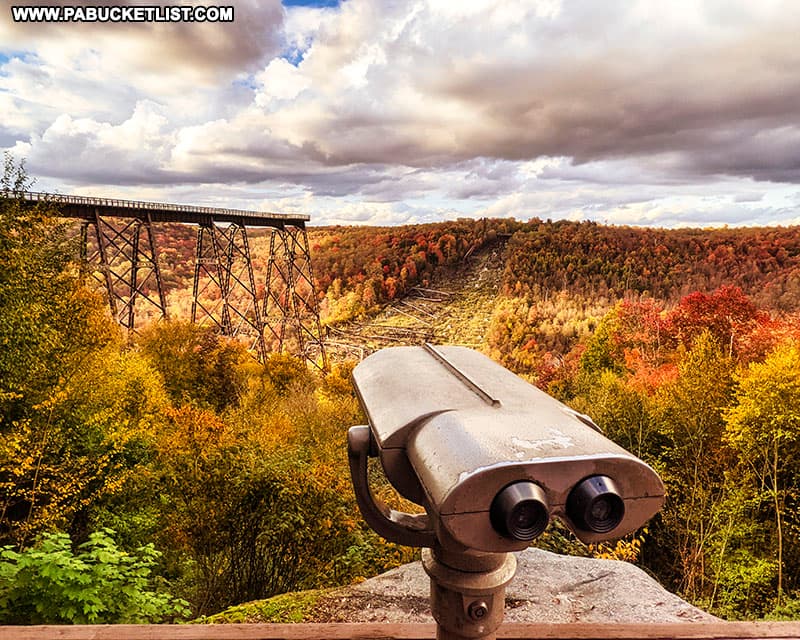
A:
[773, 439, 783, 607]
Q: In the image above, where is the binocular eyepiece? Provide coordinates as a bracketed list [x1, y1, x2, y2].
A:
[348, 345, 664, 552]
[347, 345, 665, 640]
[567, 475, 626, 535]
[490, 475, 625, 542]
[490, 481, 549, 541]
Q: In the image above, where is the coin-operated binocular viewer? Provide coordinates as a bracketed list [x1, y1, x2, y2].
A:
[348, 345, 665, 640]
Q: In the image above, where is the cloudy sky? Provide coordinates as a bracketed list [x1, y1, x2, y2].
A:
[2, 0, 800, 227]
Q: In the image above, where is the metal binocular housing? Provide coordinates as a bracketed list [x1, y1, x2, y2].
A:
[348, 344, 665, 553]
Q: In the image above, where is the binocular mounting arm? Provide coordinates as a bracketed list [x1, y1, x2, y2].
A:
[347, 425, 437, 548]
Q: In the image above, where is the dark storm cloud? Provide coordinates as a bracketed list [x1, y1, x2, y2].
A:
[426, 31, 800, 182]
[276, 1, 800, 186]
[0, 0, 284, 78]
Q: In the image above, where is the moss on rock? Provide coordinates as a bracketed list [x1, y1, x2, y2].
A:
[195, 589, 332, 624]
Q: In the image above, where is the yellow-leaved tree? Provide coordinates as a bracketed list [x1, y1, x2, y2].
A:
[725, 340, 800, 608]
[0, 155, 159, 545]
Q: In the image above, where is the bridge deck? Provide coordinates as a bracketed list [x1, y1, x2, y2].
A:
[21, 191, 309, 227]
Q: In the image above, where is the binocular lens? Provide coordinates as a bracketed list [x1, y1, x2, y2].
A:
[490, 481, 549, 541]
[566, 475, 625, 534]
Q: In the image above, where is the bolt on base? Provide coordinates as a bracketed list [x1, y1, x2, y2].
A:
[422, 547, 517, 640]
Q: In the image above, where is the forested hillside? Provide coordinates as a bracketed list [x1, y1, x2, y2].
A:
[312, 218, 800, 321]
[311, 219, 800, 619]
[503, 220, 800, 307]
[0, 162, 412, 623]
[2, 157, 800, 622]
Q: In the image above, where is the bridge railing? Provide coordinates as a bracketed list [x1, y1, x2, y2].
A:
[19, 191, 310, 222]
[2, 622, 800, 640]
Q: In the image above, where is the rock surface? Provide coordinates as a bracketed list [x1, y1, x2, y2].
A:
[312, 548, 716, 624]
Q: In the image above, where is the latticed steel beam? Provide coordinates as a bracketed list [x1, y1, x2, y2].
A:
[81, 210, 168, 331]
[40, 191, 326, 368]
[263, 224, 327, 370]
[191, 222, 267, 358]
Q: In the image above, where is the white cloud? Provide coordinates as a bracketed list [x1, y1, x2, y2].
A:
[3, 0, 800, 228]
[256, 58, 311, 104]
[0, 1, 284, 83]
[164, 0, 800, 180]
[13, 100, 178, 183]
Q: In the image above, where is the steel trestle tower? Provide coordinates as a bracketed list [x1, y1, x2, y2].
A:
[23, 192, 326, 369]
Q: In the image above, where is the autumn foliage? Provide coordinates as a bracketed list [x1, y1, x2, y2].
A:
[310, 220, 514, 322]
[308, 217, 800, 618]
[0, 162, 412, 622]
[4, 154, 800, 621]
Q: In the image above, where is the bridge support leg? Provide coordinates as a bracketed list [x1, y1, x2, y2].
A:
[82, 213, 324, 368]
[263, 224, 327, 370]
[82, 211, 168, 331]
[191, 222, 267, 358]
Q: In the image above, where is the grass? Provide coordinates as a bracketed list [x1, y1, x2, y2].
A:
[194, 589, 332, 624]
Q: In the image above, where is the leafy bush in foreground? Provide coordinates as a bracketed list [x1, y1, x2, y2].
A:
[0, 529, 189, 624]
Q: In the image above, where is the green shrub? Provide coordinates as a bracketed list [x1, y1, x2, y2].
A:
[0, 529, 190, 624]
[766, 593, 800, 621]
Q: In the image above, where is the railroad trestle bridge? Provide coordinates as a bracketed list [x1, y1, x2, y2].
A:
[21, 191, 326, 369]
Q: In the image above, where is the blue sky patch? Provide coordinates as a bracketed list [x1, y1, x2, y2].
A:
[281, 48, 306, 67]
[280, 0, 339, 66]
[0, 50, 35, 66]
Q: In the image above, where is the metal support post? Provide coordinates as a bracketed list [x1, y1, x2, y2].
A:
[79, 221, 89, 284]
[144, 212, 169, 322]
[422, 548, 516, 640]
[84, 210, 167, 331]
[262, 225, 327, 370]
[286, 224, 327, 370]
[263, 226, 290, 350]
[192, 222, 266, 357]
